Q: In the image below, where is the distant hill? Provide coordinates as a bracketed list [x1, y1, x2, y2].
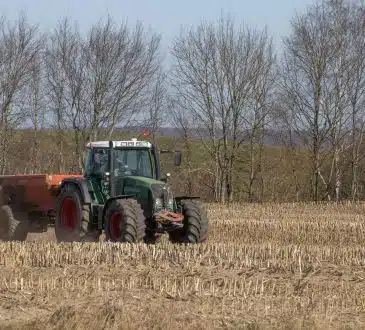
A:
[115, 126, 308, 147]
[17, 125, 336, 149]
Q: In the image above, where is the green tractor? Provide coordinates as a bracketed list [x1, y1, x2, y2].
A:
[55, 138, 208, 243]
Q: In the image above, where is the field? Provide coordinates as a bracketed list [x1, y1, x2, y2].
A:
[1, 202, 365, 329]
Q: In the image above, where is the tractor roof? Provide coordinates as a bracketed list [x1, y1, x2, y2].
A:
[87, 138, 152, 149]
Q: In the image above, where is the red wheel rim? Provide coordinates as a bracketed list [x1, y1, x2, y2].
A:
[60, 198, 77, 232]
[109, 212, 121, 241]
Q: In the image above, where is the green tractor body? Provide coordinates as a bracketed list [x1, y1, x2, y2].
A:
[54, 138, 208, 243]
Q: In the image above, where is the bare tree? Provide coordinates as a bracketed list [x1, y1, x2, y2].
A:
[280, 1, 341, 201]
[0, 13, 43, 174]
[85, 17, 162, 139]
[170, 15, 275, 202]
[24, 48, 46, 173]
[244, 40, 276, 202]
[323, 0, 353, 202]
[44, 19, 69, 173]
[45, 16, 161, 170]
[45, 18, 86, 171]
[144, 69, 167, 144]
[279, 0, 365, 202]
[346, 2, 365, 200]
[171, 111, 191, 193]
[170, 98, 196, 195]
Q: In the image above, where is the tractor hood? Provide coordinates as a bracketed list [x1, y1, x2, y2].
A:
[122, 176, 165, 186]
[117, 175, 174, 212]
[117, 175, 168, 201]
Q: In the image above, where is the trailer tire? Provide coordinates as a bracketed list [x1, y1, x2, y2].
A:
[55, 184, 98, 242]
[0, 205, 29, 241]
[0, 185, 4, 205]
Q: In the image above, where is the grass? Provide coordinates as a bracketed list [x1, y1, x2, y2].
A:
[1, 202, 365, 329]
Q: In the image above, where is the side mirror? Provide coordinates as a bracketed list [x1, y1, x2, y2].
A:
[174, 151, 182, 166]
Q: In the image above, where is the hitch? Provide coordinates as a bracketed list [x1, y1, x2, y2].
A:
[154, 210, 184, 228]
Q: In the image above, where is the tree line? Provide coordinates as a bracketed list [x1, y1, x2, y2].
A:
[1, 0, 365, 203]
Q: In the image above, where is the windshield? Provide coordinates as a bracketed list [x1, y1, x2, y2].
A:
[114, 148, 154, 178]
[84, 147, 155, 178]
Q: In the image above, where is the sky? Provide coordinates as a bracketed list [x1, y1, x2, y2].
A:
[1, 0, 315, 58]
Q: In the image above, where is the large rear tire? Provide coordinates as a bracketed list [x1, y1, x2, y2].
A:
[0, 205, 29, 241]
[169, 199, 208, 244]
[55, 184, 98, 242]
[104, 199, 146, 243]
[0, 186, 30, 241]
[0, 185, 5, 205]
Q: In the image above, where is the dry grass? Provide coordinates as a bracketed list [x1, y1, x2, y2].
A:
[1, 202, 365, 329]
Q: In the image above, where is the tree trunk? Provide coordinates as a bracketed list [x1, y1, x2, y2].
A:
[312, 146, 320, 202]
[248, 137, 255, 203]
[334, 145, 341, 202]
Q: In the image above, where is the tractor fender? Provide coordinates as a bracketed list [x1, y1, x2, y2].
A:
[60, 178, 92, 204]
[174, 196, 200, 202]
[174, 196, 201, 211]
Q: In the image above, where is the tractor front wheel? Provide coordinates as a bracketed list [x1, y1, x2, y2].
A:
[55, 184, 98, 242]
[104, 199, 146, 243]
[169, 199, 208, 244]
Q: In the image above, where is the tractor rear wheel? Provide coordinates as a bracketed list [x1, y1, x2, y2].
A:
[104, 199, 146, 243]
[169, 199, 208, 244]
[55, 184, 98, 242]
[0, 205, 29, 241]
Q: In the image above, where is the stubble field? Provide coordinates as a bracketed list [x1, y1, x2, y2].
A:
[1, 202, 365, 329]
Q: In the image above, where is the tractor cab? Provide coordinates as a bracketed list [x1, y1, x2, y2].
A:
[82, 138, 181, 202]
[84, 139, 157, 179]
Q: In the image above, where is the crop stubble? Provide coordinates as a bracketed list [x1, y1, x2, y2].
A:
[1, 202, 365, 329]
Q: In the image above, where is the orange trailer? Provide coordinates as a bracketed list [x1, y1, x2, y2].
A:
[0, 173, 82, 240]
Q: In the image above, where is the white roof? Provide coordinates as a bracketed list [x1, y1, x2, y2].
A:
[87, 139, 152, 149]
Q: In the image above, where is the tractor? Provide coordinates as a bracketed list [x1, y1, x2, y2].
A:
[0, 138, 208, 243]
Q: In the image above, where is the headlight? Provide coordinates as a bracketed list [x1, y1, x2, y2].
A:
[154, 197, 163, 209]
[165, 186, 174, 210]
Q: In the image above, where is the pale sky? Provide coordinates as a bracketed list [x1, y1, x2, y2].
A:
[1, 0, 314, 57]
